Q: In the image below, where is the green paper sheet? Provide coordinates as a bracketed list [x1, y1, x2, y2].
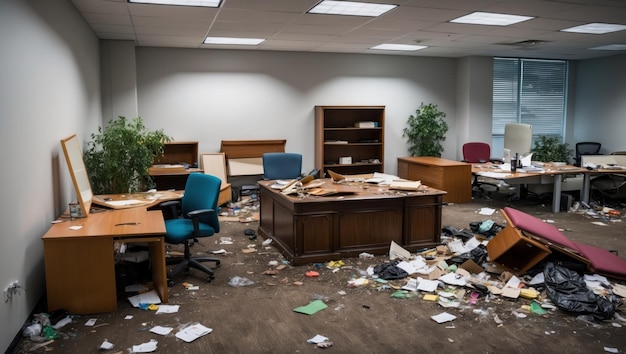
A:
[293, 299, 327, 315]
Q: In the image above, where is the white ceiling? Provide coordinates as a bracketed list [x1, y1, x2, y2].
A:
[70, 0, 626, 60]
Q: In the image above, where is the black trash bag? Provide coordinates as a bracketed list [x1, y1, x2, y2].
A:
[373, 260, 408, 280]
[543, 262, 615, 321]
[441, 226, 474, 241]
[469, 220, 504, 238]
[468, 244, 488, 265]
[448, 244, 488, 266]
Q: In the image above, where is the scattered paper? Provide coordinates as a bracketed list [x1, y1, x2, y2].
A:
[402, 278, 419, 291]
[150, 326, 173, 336]
[293, 299, 328, 315]
[432, 312, 457, 323]
[175, 323, 213, 343]
[100, 340, 114, 350]
[389, 241, 411, 260]
[592, 221, 608, 226]
[502, 287, 521, 299]
[417, 278, 439, 292]
[132, 339, 158, 353]
[479, 207, 496, 215]
[612, 283, 626, 298]
[529, 273, 545, 285]
[69, 225, 83, 230]
[128, 290, 161, 307]
[307, 334, 329, 344]
[396, 259, 426, 274]
[439, 272, 467, 286]
[84, 318, 97, 326]
[155, 305, 180, 314]
[505, 276, 522, 289]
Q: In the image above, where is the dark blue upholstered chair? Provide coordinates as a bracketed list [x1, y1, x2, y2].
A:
[262, 152, 302, 180]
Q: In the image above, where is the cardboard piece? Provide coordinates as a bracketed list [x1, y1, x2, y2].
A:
[460, 259, 484, 274]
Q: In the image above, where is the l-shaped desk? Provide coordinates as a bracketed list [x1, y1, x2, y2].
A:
[472, 163, 588, 213]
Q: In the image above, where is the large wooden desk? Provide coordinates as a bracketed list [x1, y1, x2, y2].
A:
[397, 156, 472, 203]
[471, 163, 587, 213]
[42, 207, 167, 314]
[258, 179, 445, 265]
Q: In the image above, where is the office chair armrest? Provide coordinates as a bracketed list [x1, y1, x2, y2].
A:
[187, 208, 217, 235]
[159, 200, 180, 220]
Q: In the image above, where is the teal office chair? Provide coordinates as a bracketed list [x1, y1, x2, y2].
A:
[160, 173, 221, 284]
[262, 152, 302, 180]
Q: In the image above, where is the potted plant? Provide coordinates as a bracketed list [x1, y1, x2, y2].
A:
[402, 103, 449, 157]
[531, 135, 573, 164]
[84, 116, 171, 194]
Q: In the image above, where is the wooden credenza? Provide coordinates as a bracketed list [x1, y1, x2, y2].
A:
[257, 179, 445, 265]
[397, 156, 472, 204]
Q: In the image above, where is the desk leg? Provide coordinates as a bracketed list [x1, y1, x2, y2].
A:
[552, 175, 562, 213]
[149, 238, 168, 303]
[581, 173, 591, 204]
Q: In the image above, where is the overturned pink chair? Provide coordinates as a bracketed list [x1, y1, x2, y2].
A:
[489, 207, 626, 280]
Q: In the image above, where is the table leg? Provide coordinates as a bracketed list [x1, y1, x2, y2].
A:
[581, 173, 591, 204]
[552, 175, 562, 213]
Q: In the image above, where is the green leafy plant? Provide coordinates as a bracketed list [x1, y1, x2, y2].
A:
[531, 135, 573, 163]
[402, 103, 449, 157]
[84, 116, 171, 194]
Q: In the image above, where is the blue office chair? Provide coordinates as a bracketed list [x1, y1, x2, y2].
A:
[160, 173, 221, 284]
[262, 152, 302, 180]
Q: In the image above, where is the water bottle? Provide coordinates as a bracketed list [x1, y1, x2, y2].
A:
[511, 153, 518, 173]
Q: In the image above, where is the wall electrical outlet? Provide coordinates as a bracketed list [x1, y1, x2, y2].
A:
[4, 280, 25, 302]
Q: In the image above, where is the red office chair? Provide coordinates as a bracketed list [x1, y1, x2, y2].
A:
[462, 142, 500, 196]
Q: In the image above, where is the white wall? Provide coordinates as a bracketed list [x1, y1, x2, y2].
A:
[456, 57, 494, 157]
[0, 0, 100, 350]
[572, 54, 626, 154]
[134, 48, 460, 174]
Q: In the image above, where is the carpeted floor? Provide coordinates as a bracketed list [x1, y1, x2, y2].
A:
[12, 188, 626, 354]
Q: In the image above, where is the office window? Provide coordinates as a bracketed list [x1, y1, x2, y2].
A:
[491, 58, 568, 155]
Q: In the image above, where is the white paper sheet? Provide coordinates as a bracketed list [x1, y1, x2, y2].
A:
[128, 290, 161, 307]
[431, 312, 457, 323]
[175, 323, 213, 343]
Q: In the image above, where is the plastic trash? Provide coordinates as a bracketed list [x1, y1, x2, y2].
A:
[22, 323, 41, 338]
[543, 262, 616, 320]
[228, 276, 255, 287]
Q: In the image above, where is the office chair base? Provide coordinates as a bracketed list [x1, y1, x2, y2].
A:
[167, 256, 220, 284]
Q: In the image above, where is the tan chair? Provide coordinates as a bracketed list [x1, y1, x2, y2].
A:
[504, 123, 532, 156]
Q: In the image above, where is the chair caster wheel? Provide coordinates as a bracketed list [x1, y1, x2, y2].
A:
[167, 279, 175, 287]
[206, 276, 214, 283]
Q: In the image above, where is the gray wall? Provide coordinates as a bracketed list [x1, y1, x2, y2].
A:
[132, 47, 460, 174]
[573, 53, 626, 154]
[0, 1, 100, 350]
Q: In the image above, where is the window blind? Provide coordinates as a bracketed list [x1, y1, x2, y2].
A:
[492, 58, 568, 139]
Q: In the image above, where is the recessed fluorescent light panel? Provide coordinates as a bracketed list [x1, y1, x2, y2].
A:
[590, 44, 626, 50]
[128, 0, 221, 7]
[371, 44, 427, 51]
[308, 1, 397, 17]
[450, 12, 534, 26]
[204, 37, 265, 45]
[561, 23, 626, 34]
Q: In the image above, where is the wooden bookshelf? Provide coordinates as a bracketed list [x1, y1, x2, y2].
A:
[315, 106, 385, 177]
